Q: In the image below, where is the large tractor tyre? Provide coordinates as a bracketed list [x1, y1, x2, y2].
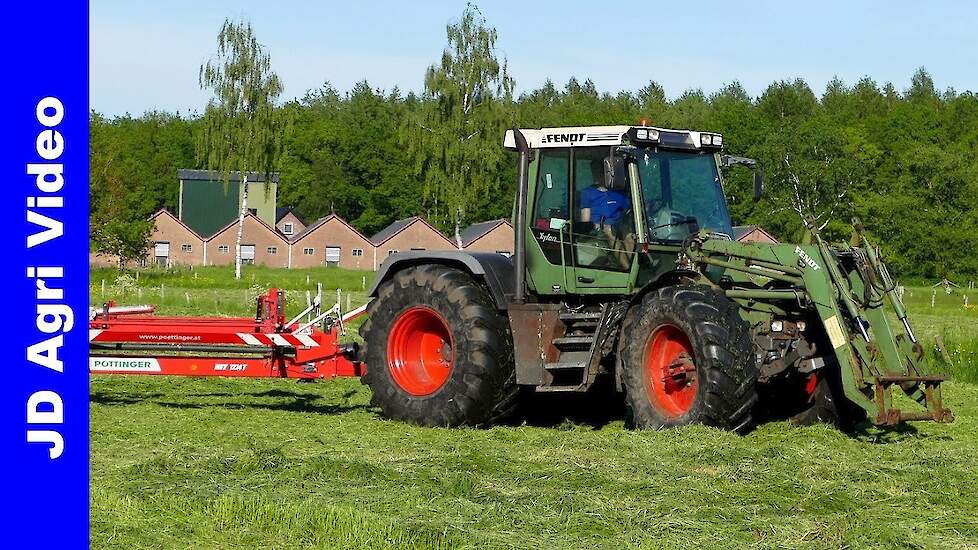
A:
[791, 370, 868, 431]
[620, 285, 759, 432]
[360, 265, 518, 427]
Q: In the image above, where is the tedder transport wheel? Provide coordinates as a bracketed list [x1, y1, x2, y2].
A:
[360, 265, 517, 427]
[620, 285, 759, 432]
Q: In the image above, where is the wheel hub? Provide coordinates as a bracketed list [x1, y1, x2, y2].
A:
[386, 306, 455, 396]
[644, 325, 699, 417]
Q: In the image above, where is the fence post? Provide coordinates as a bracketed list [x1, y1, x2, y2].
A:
[935, 334, 955, 369]
[931, 289, 936, 308]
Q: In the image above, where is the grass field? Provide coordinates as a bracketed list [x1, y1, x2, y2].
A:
[91, 266, 978, 548]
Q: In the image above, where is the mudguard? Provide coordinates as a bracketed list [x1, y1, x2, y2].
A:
[368, 251, 515, 310]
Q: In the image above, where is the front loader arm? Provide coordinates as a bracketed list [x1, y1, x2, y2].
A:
[686, 231, 952, 425]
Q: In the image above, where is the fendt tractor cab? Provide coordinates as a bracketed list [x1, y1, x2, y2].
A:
[360, 125, 952, 432]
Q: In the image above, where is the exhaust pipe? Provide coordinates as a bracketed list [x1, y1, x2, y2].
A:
[512, 128, 530, 304]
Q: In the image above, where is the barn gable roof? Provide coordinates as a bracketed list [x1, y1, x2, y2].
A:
[149, 208, 205, 241]
[275, 206, 306, 225]
[370, 216, 455, 247]
[290, 214, 372, 245]
[460, 219, 511, 248]
[732, 225, 778, 243]
[204, 211, 289, 243]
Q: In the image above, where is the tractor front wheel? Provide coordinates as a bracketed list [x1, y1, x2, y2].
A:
[790, 371, 868, 430]
[360, 265, 517, 426]
[620, 285, 759, 432]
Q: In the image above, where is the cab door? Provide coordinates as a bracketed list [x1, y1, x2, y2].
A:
[565, 148, 637, 294]
[525, 148, 575, 295]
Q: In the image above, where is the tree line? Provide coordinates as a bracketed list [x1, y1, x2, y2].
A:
[90, 6, 978, 278]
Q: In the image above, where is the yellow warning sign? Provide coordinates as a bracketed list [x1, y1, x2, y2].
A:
[824, 315, 847, 349]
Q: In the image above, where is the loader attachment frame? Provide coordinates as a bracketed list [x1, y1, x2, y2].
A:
[686, 221, 952, 426]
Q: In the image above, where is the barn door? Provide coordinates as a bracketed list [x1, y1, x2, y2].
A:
[324, 246, 341, 267]
[240, 244, 256, 265]
[154, 242, 169, 266]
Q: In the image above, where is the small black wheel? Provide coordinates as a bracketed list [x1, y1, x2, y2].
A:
[619, 285, 759, 432]
[360, 265, 517, 426]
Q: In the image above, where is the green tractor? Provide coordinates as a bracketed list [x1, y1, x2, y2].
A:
[360, 124, 952, 431]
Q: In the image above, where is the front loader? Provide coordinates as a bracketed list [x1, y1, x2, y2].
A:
[360, 124, 952, 431]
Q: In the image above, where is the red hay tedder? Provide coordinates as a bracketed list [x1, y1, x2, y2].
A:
[89, 288, 365, 381]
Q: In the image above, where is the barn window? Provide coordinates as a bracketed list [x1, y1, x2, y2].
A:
[218, 245, 229, 254]
[303, 247, 314, 255]
[267, 246, 277, 255]
[388, 249, 398, 256]
[181, 244, 192, 253]
[352, 248, 363, 257]
[283, 222, 294, 235]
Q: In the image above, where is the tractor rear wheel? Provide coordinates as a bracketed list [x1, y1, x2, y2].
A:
[620, 285, 758, 432]
[360, 265, 517, 427]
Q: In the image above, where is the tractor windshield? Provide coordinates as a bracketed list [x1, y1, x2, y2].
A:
[635, 149, 734, 241]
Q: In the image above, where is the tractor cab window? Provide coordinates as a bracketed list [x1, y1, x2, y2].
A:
[637, 150, 733, 241]
[570, 148, 636, 271]
[533, 149, 571, 265]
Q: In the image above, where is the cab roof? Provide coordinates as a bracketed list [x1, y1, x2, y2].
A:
[503, 125, 722, 151]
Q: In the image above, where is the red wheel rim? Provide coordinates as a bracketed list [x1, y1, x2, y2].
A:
[803, 373, 819, 402]
[387, 306, 454, 396]
[644, 324, 698, 417]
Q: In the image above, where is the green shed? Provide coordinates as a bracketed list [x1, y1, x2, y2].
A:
[177, 169, 278, 237]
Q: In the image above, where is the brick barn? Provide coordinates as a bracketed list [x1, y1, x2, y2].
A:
[732, 225, 779, 244]
[147, 209, 204, 267]
[290, 214, 374, 270]
[205, 213, 291, 268]
[371, 217, 458, 268]
[275, 206, 306, 238]
[117, 207, 513, 271]
[461, 219, 513, 255]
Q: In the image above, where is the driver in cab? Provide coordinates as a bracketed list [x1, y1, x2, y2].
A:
[579, 158, 634, 268]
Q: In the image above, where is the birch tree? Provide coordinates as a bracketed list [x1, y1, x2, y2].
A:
[410, 4, 514, 244]
[198, 18, 285, 279]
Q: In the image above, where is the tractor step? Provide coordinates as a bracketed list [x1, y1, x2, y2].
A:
[552, 335, 595, 346]
[535, 383, 587, 392]
[559, 311, 602, 321]
[544, 361, 587, 370]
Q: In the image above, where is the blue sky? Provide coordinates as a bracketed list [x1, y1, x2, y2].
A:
[91, 0, 978, 117]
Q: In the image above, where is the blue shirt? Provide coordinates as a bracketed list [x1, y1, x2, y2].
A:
[580, 186, 629, 225]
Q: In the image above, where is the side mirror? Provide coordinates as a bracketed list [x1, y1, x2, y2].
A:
[603, 156, 628, 190]
[753, 170, 764, 200]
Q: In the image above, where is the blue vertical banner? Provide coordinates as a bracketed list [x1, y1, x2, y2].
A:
[1, 1, 90, 547]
